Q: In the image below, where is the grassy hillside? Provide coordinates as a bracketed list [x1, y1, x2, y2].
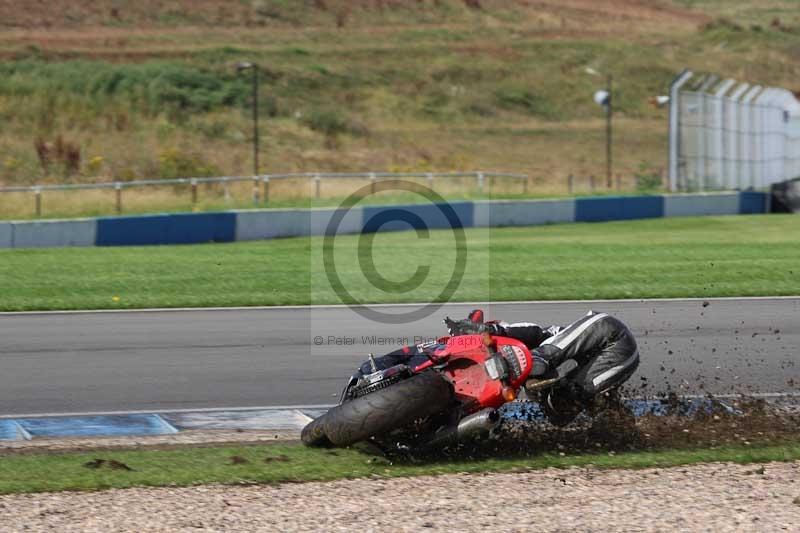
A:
[0, 1, 798, 208]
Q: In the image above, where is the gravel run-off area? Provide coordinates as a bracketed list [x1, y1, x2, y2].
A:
[2, 461, 800, 532]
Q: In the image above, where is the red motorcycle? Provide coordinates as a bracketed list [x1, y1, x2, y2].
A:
[301, 330, 576, 449]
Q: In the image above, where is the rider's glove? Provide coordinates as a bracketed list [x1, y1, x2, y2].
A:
[444, 317, 479, 335]
[531, 355, 550, 377]
[529, 345, 567, 379]
[444, 317, 501, 336]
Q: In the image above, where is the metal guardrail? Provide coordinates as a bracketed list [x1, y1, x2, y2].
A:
[0, 171, 529, 217]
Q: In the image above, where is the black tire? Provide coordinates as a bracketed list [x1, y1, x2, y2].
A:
[541, 388, 585, 427]
[310, 372, 453, 448]
[300, 414, 334, 447]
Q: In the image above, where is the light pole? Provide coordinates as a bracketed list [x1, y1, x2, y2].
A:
[587, 68, 613, 188]
[237, 62, 260, 176]
[605, 75, 612, 189]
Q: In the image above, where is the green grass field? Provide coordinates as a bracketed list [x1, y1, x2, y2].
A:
[0, 440, 798, 495]
[0, 215, 797, 312]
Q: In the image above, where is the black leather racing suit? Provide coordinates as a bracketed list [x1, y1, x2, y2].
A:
[523, 312, 640, 399]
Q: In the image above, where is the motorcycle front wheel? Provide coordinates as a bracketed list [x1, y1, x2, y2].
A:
[301, 371, 453, 448]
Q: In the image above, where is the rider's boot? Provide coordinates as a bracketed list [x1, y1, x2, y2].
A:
[540, 383, 586, 427]
[587, 388, 636, 433]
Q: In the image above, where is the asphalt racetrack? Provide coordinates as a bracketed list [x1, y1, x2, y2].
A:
[1, 298, 798, 416]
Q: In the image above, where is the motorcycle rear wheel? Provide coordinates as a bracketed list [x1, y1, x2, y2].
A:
[301, 372, 453, 448]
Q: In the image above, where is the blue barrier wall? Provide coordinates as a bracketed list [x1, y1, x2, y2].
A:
[362, 202, 473, 233]
[96, 213, 236, 246]
[740, 191, 770, 214]
[96, 215, 170, 246]
[575, 196, 664, 223]
[166, 213, 236, 244]
[0, 192, 772, 249]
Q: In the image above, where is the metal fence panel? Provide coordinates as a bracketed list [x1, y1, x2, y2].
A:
[670, 72, 800, 191]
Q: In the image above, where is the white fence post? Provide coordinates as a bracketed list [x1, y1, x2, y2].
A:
[262, 175, 269, 204]
[191, 178, 199, 205]
[251, 176, 260, 204]
[34, 186, 42, 217]
[114, 182, 122, 213]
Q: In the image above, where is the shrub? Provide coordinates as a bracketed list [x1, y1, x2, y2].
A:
[634, 162, 663, 192]
[303, 107, 366, 138]
[87, 156, 104, 176]
[196, 120, 229, 140]
[34, 135, 81, 180]
[0, 61, 250, 115]
[158, 147, 221, 179]
[700, 17, 744, 33]
[465, 100, 495, 117]
[305, 108, 348, 136]
[494, 86, 557, 119]
[421, 94, 450, 118]
[2, 156, 22, 181]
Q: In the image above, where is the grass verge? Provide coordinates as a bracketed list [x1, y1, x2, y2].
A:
[1, 440, 799, 495]
[0, 215, 798, 311]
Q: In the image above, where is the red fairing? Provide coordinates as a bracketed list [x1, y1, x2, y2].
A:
[419, 334, 533, 412]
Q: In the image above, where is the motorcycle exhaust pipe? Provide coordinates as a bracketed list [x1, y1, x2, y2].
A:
[456, 408, 501, 437]
[425, 408, 501, 448]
